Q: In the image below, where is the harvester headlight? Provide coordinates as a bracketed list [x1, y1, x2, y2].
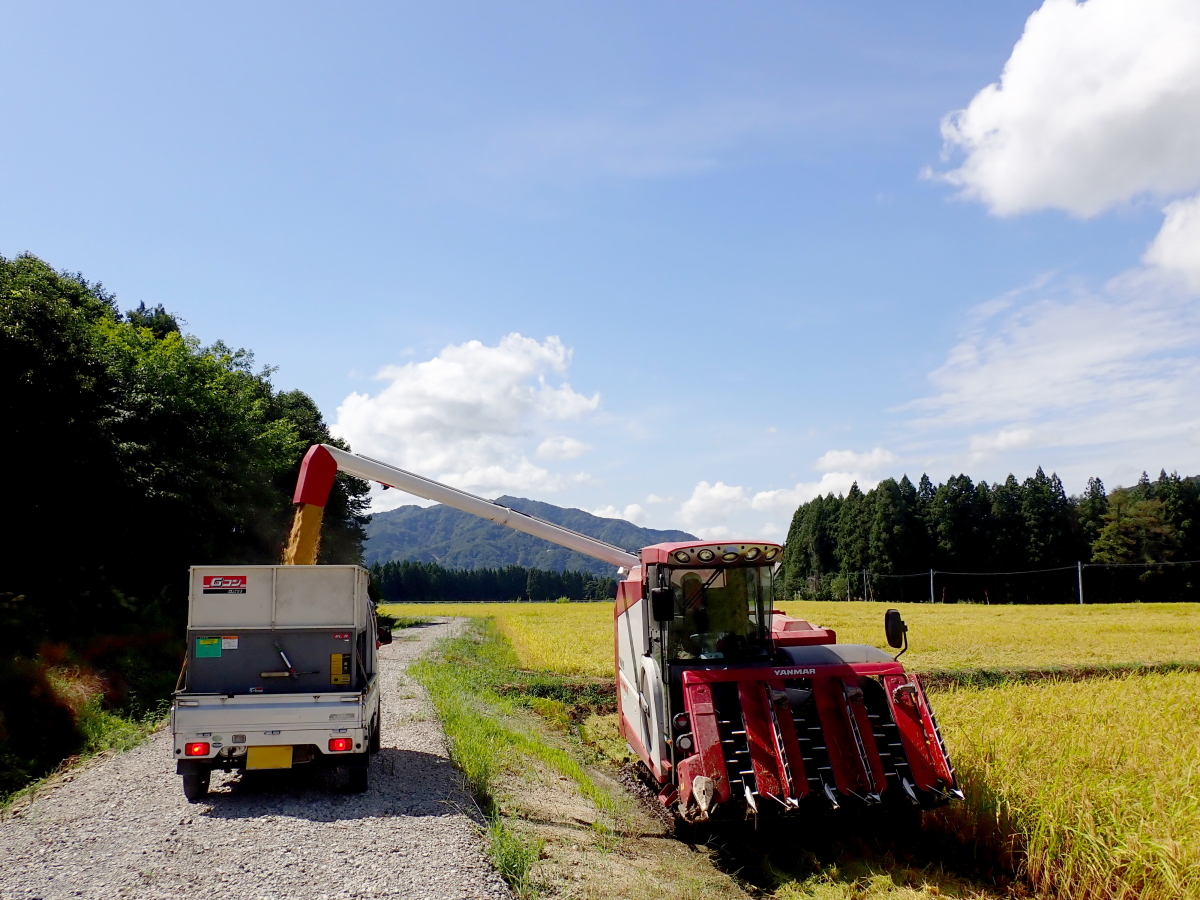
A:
[763, 547, 779, 561]
[672, 712, 690, 731]
[743, 547, 761, 561]
[697, 548, 715, 562]
[676, 733, 694, 752]
[721, 550, 740, 562]
[673, 551, 691, 564]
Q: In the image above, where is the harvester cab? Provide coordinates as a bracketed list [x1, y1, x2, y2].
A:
[285, 444, 963, 824]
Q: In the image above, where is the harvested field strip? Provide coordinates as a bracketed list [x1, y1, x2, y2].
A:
[380, 601, 1200, 676]
[932, 671, 1200, 900]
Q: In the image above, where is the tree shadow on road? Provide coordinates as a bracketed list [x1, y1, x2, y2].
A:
[201, 748, 480, 823]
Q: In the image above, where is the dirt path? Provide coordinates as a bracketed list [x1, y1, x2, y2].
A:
[0, 619, 508, 900]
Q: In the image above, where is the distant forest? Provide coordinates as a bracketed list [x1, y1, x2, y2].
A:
[779, 468, 1200, 603]
[370, 560, 617, 604]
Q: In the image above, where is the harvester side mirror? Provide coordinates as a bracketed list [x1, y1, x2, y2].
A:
[884, 609, 907, 650]
[650, 587, 674, 623]
[377, 625, 393, 645]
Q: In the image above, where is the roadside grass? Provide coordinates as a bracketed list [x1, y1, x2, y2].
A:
[2, 668, 166, 811]
[410, 620, 622, 897]
[931, 670, 1200, 900]
[381, 601, 1200, 676]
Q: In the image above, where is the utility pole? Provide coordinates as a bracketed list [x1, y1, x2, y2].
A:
[1077, 561, 1084, 605]
[929, 569, 934, 604]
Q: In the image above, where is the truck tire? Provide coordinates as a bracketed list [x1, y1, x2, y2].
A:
[347, 764, 369, 793]
[369, 715, 381, 753]
[181, 763, 210, 802]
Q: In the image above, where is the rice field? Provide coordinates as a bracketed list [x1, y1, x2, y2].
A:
[379, 600, 1200, 676]
[932, 671, 1200, 899]
[383, 599, 1200, 898]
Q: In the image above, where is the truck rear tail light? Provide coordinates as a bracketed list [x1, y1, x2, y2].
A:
[328, 738, 353, 752]
[185, 742, 210, 756]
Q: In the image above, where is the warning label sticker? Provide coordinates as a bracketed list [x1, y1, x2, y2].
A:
[221, 636, 239, 650]
[202, 575, 247, 594]
[196, 637, 222, 658]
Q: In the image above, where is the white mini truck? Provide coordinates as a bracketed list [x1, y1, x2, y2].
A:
[172, 565, 392, 801]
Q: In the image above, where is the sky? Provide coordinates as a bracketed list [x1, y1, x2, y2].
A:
[4, 0, 1200, 540]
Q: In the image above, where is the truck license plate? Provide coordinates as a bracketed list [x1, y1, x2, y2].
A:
[246, 745, 293, 769]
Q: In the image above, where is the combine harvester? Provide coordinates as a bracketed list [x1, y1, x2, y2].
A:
[291, 444, 962, 822]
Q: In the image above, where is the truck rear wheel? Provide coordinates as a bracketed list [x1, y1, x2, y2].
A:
[369, 716, 381, 753]
[347, 765, 369, 793]
[181, 763, 210, 802]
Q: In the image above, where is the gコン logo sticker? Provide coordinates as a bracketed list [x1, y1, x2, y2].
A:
[202, 575, 248, 594]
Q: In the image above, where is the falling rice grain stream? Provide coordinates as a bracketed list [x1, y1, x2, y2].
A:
[0, 619, 509, 900]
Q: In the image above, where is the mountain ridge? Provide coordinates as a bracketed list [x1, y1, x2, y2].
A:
[363, 495, 697, 576]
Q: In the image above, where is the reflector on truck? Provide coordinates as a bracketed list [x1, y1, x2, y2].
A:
[246, 745, 293, 769]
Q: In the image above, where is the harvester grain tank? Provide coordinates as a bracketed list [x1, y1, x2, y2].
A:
[285, 444, 963, 821]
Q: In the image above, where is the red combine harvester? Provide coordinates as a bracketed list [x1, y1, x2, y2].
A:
[294, 444, 962, 822]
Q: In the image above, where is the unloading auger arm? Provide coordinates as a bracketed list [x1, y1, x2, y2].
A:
[283, 443, 641, 570]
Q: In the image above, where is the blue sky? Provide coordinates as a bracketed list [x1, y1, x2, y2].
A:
[5, 1, 1200, 539]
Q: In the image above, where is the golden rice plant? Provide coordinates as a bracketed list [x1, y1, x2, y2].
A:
[931, 671, 1200, 899]
[381, 600, 1200, 676]
[778, 601, 1200, 672]
[379, 601, 615, 675]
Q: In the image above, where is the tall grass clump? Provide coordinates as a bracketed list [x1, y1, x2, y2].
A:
[930, 671, 1200, 899]
[487, 817, 543, 899]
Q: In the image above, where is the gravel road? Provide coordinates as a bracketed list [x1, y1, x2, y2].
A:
[0, 619, 509, 900]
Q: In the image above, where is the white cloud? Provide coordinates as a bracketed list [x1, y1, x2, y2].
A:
[936, 0, 1200, 218]
[814, 447, 896, 471]
[1144, 191, 1200, 291]
[906, 273, 1200, 473]
[589, 503, 646, 524]
[915, 0, 1200, 482]
[645, 493, 670, 505]
[968, 428, 1036, 454]
[332, 334, 600, 508]
[536, 436, 591, 460]
[750, 472, 866, 516]
[909, 275, 1200, 430]
[678, 481, 750, 538]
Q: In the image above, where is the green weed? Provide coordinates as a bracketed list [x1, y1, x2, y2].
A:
[487, 817, 543, 898]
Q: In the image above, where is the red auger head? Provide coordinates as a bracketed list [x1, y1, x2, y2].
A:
[292, 444, 338, 508]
